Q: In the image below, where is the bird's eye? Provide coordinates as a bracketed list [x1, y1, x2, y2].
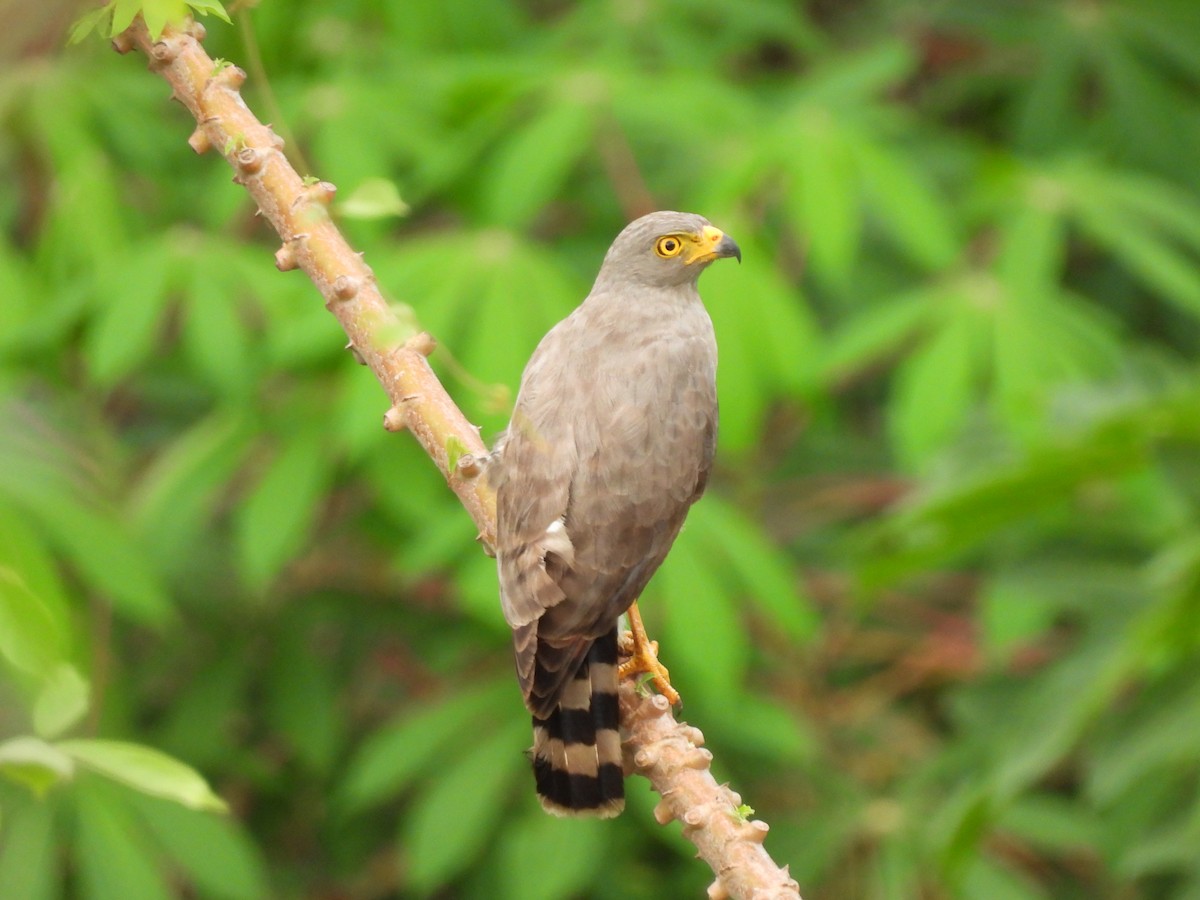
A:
[655, 236, 683, 258]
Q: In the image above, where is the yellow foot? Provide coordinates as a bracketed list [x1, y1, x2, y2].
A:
[618, 601, 681, 706]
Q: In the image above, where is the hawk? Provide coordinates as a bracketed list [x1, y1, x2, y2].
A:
[489, 210, 740, 817]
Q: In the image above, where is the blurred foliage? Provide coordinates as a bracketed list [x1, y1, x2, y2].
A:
[2, 0, 1200, 897]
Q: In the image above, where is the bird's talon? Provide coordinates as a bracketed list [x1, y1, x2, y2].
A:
[619, 602, 681, 706]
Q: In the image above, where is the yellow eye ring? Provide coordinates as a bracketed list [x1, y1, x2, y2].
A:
[655, 235, 684, 258]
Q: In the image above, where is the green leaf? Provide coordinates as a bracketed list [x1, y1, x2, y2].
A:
[706, 694, 815, 763]
[0, 567, 63, 677]
[33, 663, 90, 739]
[995, 794, 1103, 853]
[0, 737, 75, 796]
[264, 626, 341, 775]
[30, 500, 172, 626]
[1002, 177, 1070, 291]
[690, 497, 818, 641]
[84, 243, 171, 387]
[0, 508, 71, 641]
[863, 432, 1148, 587]
[338, 177, 409, 220]
[788, 110, 859, 286]
[128, 794, 269, 900]
[337, 681, 513, 814]
[445, 434, 469, 471]
[889, 304, 979, 468]
[1075, 188, 1200, 318]
[703, 236, 819, 452]
[498, 812, 607, 900]
[181, 263, 253, 397]
[333, 367, 391, 461]
[821, 290, 934, 381]
[448, 234, 575, 425]
[855, 137, 960, 270]
[186, 0, 231, 23]
[403, 717, 528, 892]
[991, 638, 1129, 797]
[58, 739, 227, 813]
[1088, 678, 1200, 805]
[800, 40, 917, 106]
[235, 428, 332, 590]
[151, 652, 249, 770]
[979, 578, 1059, 658]
[483, 101, 594, 227]
[0, 796, 58, 900]
[1012, 29, 1082, 153]
[128, 412, 253, 576]
[109, 0, 142, 36]
[68, 4, 114, 44]
[74, 782, 174, 900]
[141, 0, 190, 39]
[653, 530, 749, 705]
[1097, 168, 1200, 251]
[960, 856, 1048, 900]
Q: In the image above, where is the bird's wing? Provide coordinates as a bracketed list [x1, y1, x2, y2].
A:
[493, 304, 716, 715]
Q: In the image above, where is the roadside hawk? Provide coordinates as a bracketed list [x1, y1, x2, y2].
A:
[489, 210, 741, 817]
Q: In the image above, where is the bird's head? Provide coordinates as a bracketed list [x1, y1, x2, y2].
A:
[597, 211, 741, 289]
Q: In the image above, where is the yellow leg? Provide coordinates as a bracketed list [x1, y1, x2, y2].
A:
[618, 601, 681, 705]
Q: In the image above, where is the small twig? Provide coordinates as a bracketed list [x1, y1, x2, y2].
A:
[113, 16, 800, 898]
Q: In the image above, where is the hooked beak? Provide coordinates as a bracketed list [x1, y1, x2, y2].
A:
[686, 224, 742, 265]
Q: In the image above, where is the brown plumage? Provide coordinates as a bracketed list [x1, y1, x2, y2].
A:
[489, 211, 740, 817]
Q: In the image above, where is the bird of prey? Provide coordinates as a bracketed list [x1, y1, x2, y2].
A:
[488, 210, 740, 817]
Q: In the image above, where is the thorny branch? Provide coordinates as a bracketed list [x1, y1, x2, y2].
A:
[114, 16, 801, 900]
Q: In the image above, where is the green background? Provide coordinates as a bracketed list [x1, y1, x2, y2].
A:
[2, 0, 1200, 897]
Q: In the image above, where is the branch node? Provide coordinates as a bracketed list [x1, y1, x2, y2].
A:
[633, 693, 672, 720]
[149, 39, 181, 65]
[682, 804, 710, 829]
[185, 19, 207, 40]
[633, 746, 659, 769]
[456, 453, 483, 479]
[235, 146, 264, 174]
[684, 747, 714, 770]
[214, 64, 247, 90]
[383, 406, 407, 432]
[405, 331, 437, 356]
[683, 725, 706, 746]
[304, 180, 338, 205]
[706, 881, 730, 900]
[188, 127, 211, 154]
[274, 244, 298, 271]
[333, 274, 361, 301]
[111, 32, 135, 54]
[265, 125, 286, 150]
[741, 820, 770, 844]
[653, 799, 676, 825]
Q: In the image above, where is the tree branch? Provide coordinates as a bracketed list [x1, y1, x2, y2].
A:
[114, 17, 801, 900]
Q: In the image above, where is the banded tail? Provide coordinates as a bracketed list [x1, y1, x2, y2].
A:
[531, 628, 624, 817]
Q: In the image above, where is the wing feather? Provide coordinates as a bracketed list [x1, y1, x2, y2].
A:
[492, 289, 717, 714]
